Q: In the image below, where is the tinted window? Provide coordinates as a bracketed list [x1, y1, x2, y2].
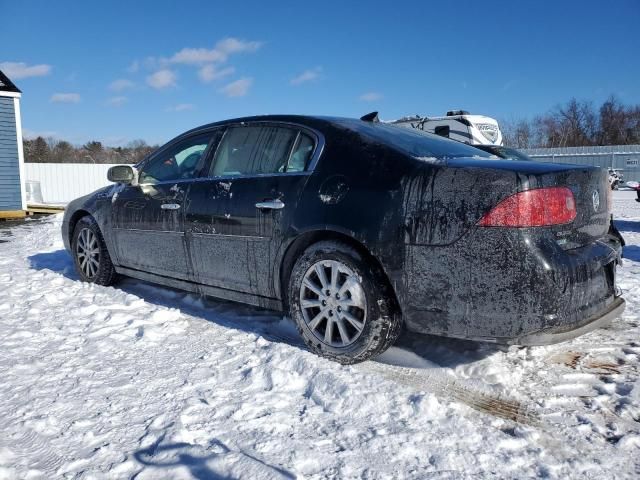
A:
[210, 126, 298, 176]
[286, 132, 314, 172]
[338, 120, 493, 160]
[475, 145, 532, 161]
[493, 146, 532, 161]
[434, 125, 450, 138]
[140, 133, 212, 184]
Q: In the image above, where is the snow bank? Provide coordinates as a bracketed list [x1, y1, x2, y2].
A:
[0, 191, 638, 478]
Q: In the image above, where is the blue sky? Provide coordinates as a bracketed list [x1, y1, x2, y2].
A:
[1, 0, 638, 146]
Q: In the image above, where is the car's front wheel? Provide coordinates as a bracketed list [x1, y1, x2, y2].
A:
[72, 216, 117, 286]
[289, 241, 402, 364]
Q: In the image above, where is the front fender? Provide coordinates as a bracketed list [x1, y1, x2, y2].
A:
[62, 185, 118, 253]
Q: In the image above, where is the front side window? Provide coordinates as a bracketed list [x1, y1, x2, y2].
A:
[210, 125, 299, 176]
[140, 133, 212, 184]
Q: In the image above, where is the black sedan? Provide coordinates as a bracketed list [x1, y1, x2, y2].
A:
[62, 114, 625, 364]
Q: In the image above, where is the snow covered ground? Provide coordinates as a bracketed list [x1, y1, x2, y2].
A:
[0, 191, 638, 479]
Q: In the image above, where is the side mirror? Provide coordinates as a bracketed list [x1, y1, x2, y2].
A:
[107, 165, 138, 185]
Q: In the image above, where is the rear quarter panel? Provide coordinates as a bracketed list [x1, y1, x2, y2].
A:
[289, 122, 410, 279]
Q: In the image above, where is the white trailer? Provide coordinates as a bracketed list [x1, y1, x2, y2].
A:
[389, 110, 503, 146]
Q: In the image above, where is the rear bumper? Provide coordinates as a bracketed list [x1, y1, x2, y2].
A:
[503, 296, 625, 346]
[399, 227, 624, 344]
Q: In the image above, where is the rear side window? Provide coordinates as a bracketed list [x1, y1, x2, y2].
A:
[434, 125, 450, 138]
[286, 132, 315, 172]
[210, 126, 298, 176]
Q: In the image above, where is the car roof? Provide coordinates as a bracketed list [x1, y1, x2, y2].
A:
[183, 114, 350, 135]
[176, 114, 495, 161]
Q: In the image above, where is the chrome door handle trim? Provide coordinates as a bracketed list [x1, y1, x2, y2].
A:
[255, 199, 285, 210]
[160, 203, 181, 210]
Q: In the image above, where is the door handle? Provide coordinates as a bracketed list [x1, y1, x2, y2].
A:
[255, 199, 285, 210]
[161, 203, 181, 210]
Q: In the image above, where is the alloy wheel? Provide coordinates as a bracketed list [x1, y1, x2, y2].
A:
[76, 228, 100, 278]
[299, 259, 367, 347]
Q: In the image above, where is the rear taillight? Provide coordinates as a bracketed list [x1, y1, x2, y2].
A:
[478, 187, 576, 227]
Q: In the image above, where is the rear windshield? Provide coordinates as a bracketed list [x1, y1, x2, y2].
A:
[336, 120, 493, 160]
[475, 145, 532, 161]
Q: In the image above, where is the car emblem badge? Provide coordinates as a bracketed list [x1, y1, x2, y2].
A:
[592, 190, 600, 212]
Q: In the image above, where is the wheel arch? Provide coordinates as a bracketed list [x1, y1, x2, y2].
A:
[67, 209, 93, 246]
[277, 229, 401, 314]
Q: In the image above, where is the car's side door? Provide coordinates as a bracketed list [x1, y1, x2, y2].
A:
[184, 123, 319, 298]
[111, 131, 216, 280]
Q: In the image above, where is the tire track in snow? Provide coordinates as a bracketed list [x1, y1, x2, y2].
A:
[360, 362, 542, 426]
[0, 424, 66, 476]
[360, 357, 639, 473]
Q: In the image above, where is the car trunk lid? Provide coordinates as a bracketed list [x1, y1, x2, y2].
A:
[540, 166, 611, 249]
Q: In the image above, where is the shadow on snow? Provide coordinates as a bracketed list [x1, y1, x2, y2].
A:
[28, 249, 500, 371]
[623, 245, 640, 262]
[27, 249, 524, 464]
[133, 431, 295, 480]
[614, 219, 640, 233]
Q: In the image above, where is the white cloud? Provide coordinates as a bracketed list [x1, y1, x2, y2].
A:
[290, 66, 322, 85]
[109, 79, 135, 92]
[359, 92, 383, 102]
[127, 61, 140, 73]
[146, 69, 177, 89]
[166, 103, 194, 112]
[219, 77, 252, 97]
[0, 61, 52, 79]
[170, 37, 261, 65]
[106, 96, 127, 107]
[170, 48, 226, 65]
[215, 37, 262, 55]
[50, 93, 81, 103]
[198, 65, 235, 83]
[129, 56, 166, 71]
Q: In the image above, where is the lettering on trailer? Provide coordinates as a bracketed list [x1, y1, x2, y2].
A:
[626, 159, 639, 167]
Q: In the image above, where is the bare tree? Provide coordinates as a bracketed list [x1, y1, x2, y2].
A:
[505, 96, 640, 148]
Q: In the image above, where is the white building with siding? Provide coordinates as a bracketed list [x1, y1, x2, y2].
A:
[0, 70, 26, 217]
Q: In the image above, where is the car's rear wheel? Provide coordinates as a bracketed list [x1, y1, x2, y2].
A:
[289, 241, 402, 364]
[72, 216, 117, 286]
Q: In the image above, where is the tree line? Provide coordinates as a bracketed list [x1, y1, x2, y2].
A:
[23, 137, 159, 164]
[501, 96, 640, 149]
[21, 95, 640, 163]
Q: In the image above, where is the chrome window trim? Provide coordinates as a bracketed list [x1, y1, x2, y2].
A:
[113, 227, 185, 236]
[190, 232, 268, 241]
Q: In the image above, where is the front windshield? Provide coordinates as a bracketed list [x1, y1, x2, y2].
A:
[338, 120, 493, 160]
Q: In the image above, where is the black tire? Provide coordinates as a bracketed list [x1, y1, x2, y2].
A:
[71, 216, 118, 286]
[289, 241, 402, 364]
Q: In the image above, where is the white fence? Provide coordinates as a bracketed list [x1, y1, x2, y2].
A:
[24, 163, 116, 204]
